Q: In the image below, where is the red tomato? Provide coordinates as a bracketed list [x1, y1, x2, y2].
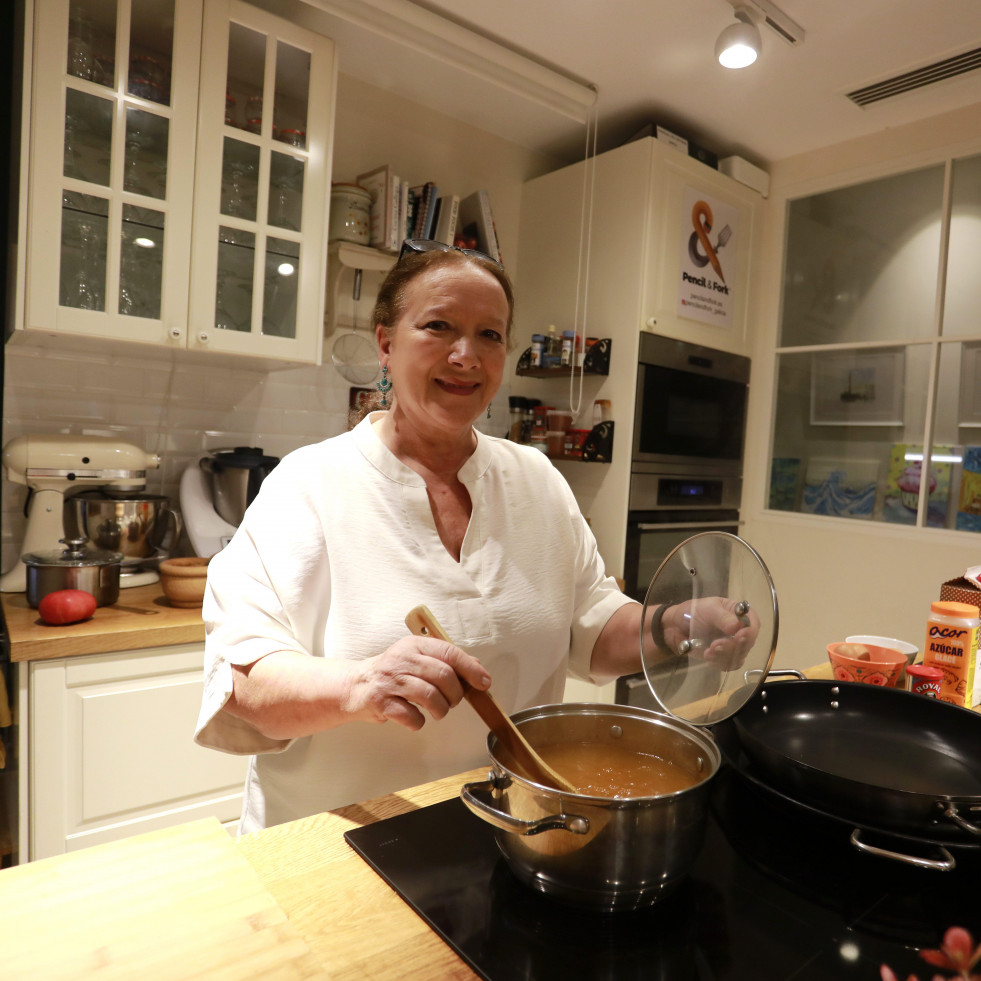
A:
[38, 589, 97, 625]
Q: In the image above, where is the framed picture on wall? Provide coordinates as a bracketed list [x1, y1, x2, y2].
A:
[800, 457, 879, 520]
[809, 349, 905, 426]
[958, 343, 981, 427]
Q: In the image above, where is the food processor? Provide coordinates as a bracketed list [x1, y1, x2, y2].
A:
[179, 447, 279, 557]
[0, 434, 161, 593]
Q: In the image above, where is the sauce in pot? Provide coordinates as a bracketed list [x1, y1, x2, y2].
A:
[533, 740, 699, 798]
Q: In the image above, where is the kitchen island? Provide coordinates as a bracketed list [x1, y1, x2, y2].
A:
[0, 766, 484, 980]
[2, 711, 980, 981]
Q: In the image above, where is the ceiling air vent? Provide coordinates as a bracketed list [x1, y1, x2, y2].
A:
[847, 47, 981, 107]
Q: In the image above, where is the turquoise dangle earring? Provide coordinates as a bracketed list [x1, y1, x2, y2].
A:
[376, 364, 392, 407]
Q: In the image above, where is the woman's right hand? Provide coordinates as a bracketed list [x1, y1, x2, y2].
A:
[345, 635, 492, 731]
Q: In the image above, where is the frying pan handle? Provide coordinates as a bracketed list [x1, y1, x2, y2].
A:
[849, 829, 956, 871]
[942, 803, 981, 837]
[460, 779, 589, 837]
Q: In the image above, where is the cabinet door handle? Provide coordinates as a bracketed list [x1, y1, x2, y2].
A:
[198, 331, 210, 343]
[168, 326, 182, 340]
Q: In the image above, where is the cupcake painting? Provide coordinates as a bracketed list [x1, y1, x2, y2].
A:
[883, 444, 951, 527]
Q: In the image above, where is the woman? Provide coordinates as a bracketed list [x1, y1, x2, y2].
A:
[195, 241, 751, 832]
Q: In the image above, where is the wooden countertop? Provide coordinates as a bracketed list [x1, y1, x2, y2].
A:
[236, 768, 484, 981]
[2, 583, 206, 662]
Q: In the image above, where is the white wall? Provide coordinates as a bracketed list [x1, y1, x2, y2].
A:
[742, 102, 981, 669]
[0, 73, 561, 571]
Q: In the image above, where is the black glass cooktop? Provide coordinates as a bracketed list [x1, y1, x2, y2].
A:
[344, 766, 980, 981]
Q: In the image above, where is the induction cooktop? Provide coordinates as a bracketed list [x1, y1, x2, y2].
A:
[344, 767, 980, 981]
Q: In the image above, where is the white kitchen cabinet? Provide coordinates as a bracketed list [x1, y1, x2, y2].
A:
[19, 0, 336, 365]
[514, 137, 762, 577]
[28, 644, 248, 861]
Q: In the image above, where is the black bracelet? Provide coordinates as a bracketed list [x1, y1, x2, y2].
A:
[650, 603, 671, 654]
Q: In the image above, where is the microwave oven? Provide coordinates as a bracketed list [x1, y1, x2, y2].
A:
[631, 332, 750, 477]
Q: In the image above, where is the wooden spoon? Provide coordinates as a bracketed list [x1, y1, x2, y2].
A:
[404, 605, 579, 794]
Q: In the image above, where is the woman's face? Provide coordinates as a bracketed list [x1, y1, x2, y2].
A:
[377, 262, 509, 439]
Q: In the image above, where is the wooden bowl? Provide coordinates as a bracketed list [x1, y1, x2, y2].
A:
[159, 556, 210, 608]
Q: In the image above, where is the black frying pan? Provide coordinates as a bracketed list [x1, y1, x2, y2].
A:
[729, 677, 981, 842]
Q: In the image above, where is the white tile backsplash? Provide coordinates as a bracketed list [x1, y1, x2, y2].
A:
[0, 343, 372, 571]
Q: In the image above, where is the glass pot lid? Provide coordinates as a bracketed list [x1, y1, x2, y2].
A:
[23, 537, 123, 567]
[640, 532, 778, 727]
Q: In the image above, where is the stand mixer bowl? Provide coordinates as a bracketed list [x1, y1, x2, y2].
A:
[64, 490, 182, 563]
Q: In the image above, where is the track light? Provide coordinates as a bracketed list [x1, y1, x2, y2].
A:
[716, 6, 761, 69]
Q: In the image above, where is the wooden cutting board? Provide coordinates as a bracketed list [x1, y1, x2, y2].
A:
[0, 818, 327, 979]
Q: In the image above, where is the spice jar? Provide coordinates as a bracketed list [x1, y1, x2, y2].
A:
[530, 334, 545, 368]
[329, 183, 372, 245]
[560, 330, 574, 366]
[278, 128, 306, 148]
[906, 663, 943, 698]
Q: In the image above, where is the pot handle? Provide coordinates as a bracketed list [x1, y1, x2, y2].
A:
[941, 802, 981, 837]
[849, 829, 956, 871]
[460, 778, 589, 837]
[159, 508, 183, 553]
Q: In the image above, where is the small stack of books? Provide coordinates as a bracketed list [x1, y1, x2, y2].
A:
[355, 165, 501, 262]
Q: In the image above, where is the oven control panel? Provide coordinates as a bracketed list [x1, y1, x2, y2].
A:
[629, 473, 742, 511]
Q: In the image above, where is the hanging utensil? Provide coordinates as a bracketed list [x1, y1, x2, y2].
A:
[404, 605, 579, 794]
[331, 268, 380, 386]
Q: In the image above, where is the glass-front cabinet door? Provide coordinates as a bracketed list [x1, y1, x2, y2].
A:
[28, 0, 201, 346]
[187, 0, 335, 362]
[25, 0, 335, 364]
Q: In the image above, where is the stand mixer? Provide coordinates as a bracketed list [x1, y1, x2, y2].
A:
[0, 434, 161, 593]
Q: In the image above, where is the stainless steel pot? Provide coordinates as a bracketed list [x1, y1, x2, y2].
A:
[64, 490, 181, 562]
[23, 538, 123, 608]
[461, 702, 720, 910]
[199, 447, 279, 526]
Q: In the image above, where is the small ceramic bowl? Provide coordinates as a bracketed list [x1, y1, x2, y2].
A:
[159, 556, 210, 608]
[827, 642, 907, 688]
[845, 634, 919, 666]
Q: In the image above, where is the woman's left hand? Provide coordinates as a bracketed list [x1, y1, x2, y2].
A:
[663, 596, 761, 671]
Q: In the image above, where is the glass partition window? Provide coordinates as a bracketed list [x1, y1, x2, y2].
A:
[770, 154, 981, 534]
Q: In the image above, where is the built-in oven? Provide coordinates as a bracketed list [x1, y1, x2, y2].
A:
[622, 475, 742, 602]
[618, 334, 750, 708]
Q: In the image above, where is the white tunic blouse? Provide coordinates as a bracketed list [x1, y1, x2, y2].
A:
[194, 413, 633, 831]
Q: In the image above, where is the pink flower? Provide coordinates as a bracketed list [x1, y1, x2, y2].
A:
[882, 928, 981, 981]
[919, 927, 981, 977]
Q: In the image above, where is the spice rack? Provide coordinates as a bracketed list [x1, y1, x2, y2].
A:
[515, 337, 612, 377]
[512, 338, 614, 463]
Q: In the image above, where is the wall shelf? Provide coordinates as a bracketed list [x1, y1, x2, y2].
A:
[515, 337, 611, 377]
[324, 241, 396, 337]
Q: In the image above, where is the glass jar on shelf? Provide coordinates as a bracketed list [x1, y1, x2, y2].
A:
[224, 91, 237, 127]
[328, 183, 370, 245]
[277, 128, 305, 149]
[268, 152, 304, 231]
[67, 6, 96, 81]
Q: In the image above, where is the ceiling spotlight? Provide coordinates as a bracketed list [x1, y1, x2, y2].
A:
[716, 6, 761, 68]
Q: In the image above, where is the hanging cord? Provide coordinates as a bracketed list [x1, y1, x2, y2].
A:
[568, 97, 599, 417]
